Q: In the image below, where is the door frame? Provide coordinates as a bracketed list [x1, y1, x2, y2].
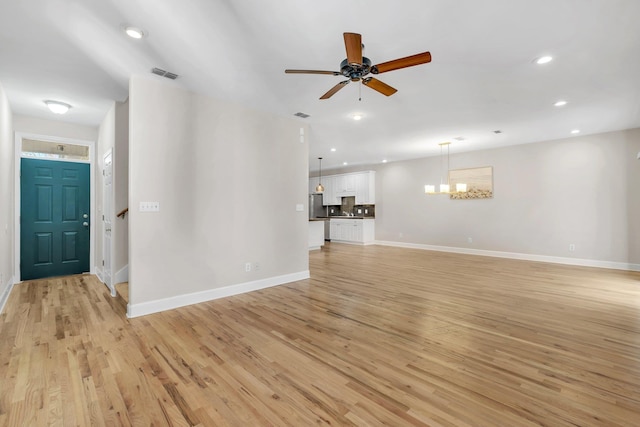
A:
[14, 132, 96, 282]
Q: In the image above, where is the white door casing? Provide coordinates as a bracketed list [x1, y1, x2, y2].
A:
[103, 150, 114, 296]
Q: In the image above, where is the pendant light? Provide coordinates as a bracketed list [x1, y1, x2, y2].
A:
[315, 157, 325, 193]
[424, 142, 467, 194]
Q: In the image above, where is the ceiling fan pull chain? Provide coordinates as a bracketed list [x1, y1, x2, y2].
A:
[359, 80, 362, 101]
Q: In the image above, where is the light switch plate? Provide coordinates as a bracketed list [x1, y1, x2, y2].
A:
[296, 204, 304, 212]
[139, 201, 160, 212]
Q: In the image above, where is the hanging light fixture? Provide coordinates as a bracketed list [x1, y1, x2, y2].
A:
[315, 157, 325, 193]
[424, 142, 467, 194]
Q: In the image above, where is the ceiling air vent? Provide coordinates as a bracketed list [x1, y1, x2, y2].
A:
[493, 130, 503, 134]
[294, 112, 310, 118]
[151, 67, 179, 80]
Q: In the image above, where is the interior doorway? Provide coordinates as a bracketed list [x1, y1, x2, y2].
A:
[15, 133, 95, 282]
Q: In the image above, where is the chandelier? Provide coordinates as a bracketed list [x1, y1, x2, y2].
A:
[424, 142, 467, 194]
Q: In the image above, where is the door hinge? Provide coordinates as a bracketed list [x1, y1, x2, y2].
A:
[102, 260, 104, 266]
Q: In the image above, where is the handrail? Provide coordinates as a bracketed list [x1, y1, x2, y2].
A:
[116, 207, 128, 219]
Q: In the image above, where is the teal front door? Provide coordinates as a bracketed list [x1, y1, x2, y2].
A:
[20, 158, 90, 280]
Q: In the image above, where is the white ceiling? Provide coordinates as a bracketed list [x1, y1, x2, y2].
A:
[1, 0, 639, 172]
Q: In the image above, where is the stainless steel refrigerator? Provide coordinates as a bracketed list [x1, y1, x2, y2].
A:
[309, 193, 326, 218]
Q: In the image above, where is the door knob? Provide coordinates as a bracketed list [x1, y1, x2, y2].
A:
[83, 222, 89, 227]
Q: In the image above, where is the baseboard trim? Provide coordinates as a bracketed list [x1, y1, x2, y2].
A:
[95, 267, 104, 284]
[115, 264, 128, 284]
[374, 240, 640, 272]
[127, 270, 310, 318]
[0, 276, 15, 315]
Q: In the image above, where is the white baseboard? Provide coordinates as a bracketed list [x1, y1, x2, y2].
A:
[375, 240, 640, 272]
[115, 264, 128, 284]
[127, 270, 310, 318]
[0, 276, 15, 315]
[95, 267, 104, 284]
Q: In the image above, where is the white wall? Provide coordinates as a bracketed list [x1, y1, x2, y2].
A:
[128, 75, 309, 316]
[0, 82, 15, 312]
[367, 128, 640, 268]
[114, 101, 129, 280]
[13, 114, 98, 142]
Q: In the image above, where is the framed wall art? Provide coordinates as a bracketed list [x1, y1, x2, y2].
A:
[449, 166, 493, 199]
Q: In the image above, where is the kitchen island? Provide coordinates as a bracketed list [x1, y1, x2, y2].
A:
[308, 219, 326, 250]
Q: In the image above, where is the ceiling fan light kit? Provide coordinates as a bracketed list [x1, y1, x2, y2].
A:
[285, 32, 431, 99]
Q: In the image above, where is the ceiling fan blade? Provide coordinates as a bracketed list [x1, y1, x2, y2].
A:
[362, 77, 397, 96]
[344, 32, 362, 65]
[320, 80, 350, 99]
[372, 51, 432, 74]
[285, 69, 341, 76]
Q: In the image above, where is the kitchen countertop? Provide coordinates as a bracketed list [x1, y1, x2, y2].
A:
[310, 216, 375, 220]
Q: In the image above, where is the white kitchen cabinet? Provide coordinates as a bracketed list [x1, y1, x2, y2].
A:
[330, 218, 375, 244]
[309, 178, 318, 195]
[322, 177, 339, 205]
[310, 171, 375, 205]
[355, 171, 375, 204]
[334, 174, 357, 196]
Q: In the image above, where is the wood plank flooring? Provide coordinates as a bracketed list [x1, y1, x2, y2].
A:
[1, 243, 639, 426]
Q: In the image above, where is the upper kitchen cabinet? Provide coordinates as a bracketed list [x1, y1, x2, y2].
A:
[355, 171, 375, 204]
[322, 177, 339, 205]
[309, 170, 375, 205]
[334, 174, 357, 196]
[309, 178, 318, 195]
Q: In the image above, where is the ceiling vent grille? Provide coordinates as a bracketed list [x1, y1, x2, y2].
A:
[294, 112, 310, 118]
[151, 67, 179, 80]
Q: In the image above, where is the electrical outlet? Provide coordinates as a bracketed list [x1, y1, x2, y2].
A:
[569, 244, 576, 252]
[245, 262, 251, 272]
[468, 237, 473, 243]
[254, 262, 260, 271]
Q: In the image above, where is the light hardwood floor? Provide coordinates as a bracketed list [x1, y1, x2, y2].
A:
[1, 243, 639, 426]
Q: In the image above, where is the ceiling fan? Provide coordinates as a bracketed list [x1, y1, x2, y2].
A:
[285, 32, 431, 100]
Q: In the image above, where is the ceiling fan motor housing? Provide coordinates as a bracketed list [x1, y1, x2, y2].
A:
[340, 57, 372, 81]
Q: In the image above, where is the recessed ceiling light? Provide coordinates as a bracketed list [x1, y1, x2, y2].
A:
[330, 148, 336, 152]
[44, 100, 71, 114]
[535, 56, 553, 65]
[554, 100, 567, 107]
[124, 26, 146, 39]
[382, 159, 388, 163]
[571, 129, 580, 134]
[343, 162, 348, 166]
[352, 114, 363, 121]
